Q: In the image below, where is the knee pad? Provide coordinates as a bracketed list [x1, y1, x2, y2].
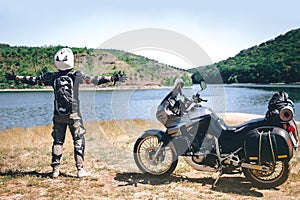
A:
[52, 143, 63, 156]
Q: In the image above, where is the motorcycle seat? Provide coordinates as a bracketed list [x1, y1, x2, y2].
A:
[223, 118, 267, 134]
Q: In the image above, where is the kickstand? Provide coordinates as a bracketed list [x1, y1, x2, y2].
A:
[212, 167, 224, 189]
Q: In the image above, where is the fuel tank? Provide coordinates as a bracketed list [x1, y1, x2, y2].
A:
[187, 106, 225, 138]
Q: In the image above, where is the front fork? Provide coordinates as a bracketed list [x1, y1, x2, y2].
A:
[151, 142, 164, 161]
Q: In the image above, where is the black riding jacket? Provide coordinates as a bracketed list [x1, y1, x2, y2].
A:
[37, 70, 91, 115]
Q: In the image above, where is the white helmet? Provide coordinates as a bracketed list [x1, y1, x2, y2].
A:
[54, 48, 74, 71]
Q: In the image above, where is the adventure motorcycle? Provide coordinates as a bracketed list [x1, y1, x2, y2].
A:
[133, 79, 298, 188]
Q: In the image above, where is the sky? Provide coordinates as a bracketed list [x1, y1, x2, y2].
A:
[1, 0, 299, 69]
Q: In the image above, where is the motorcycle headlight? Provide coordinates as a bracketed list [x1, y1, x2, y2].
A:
[279, 106, 294, 122]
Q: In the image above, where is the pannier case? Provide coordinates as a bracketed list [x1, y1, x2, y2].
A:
[245, 127, 293, 163]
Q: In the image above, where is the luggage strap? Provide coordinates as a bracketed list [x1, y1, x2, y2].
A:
[258, 130, 276, 164]
[258, 131, 262, 165]
[268, 130, 276, 163]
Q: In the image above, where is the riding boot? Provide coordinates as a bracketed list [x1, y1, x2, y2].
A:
[51, 164, 60, 178]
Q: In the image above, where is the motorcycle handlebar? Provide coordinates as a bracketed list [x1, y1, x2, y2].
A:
[191, 94, 207, 103]
[167, 79, 208, 113]
[178, 93, 207, 113]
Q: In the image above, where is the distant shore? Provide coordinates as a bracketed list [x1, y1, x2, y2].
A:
[0, 85, 174, 92]
[1, 82, 300, 92]
[228, 83, 300, 88]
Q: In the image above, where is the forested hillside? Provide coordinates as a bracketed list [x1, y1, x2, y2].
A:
[191, 28, 300, 84]
[0, 44, 192, 89]
[2, 28, 298, 88]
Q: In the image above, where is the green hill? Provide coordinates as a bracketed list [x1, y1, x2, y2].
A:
[0, 45, 192, 89]
[190, 28, 300, 84]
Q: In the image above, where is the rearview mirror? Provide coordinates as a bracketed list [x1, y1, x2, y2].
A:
[200, 80, 207, 90]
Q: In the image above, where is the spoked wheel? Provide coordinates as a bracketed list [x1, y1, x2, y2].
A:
[133, 135, 178, 177]
[243, 161, 290, 188]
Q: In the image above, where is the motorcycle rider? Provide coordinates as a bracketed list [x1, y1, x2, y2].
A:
[5, 48, 126, 178]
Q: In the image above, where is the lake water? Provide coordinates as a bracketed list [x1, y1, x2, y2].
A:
[1, 84, 300, 130]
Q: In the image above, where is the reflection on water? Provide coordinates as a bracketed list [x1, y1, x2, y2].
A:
[0, 84, 299, 130]
[224, 84, 300, 119]
[229, 84, 300, 101]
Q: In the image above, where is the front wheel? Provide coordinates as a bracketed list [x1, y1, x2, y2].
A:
[243, 161, 290, 188]
[133, 135, 178, 177]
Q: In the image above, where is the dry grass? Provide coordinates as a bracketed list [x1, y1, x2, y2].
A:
[0, 115, 299, 199]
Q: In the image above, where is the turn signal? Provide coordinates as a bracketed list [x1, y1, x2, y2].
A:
[288, 123, 296, 133]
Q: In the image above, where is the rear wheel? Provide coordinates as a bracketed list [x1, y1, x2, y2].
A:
[243, 161, 290, 188]
[133, 135, 178, 177]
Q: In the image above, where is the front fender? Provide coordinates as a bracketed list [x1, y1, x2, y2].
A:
[137, 129, 177, 156]
[142, 129, 172, 143]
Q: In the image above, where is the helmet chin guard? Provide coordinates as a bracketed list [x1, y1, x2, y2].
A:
[54, 48, 74, 71]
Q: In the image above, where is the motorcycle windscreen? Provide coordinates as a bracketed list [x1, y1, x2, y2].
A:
[244, 127, 293, 163]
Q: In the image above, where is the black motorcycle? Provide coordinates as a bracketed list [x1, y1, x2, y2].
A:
[133, 79, 298, 188]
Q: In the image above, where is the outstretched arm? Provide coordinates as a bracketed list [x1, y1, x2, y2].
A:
[81, 71, 127, 86]
[89, 75, 113, 85]
[111, 71, 127, 86]
[5, 71, 39, 85]
[5, 70, 127, 86]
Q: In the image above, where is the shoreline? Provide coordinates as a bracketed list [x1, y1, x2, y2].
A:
[0, 112, 268, 131]
[1, 113, 298, 133]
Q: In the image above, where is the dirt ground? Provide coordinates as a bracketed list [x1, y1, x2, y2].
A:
[0, 113, 299, 199]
